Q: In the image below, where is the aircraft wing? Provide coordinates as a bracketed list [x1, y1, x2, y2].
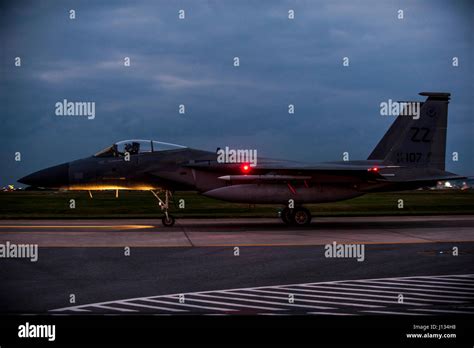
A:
[184, 160, 391, 182]
[184, 161, 465, 184]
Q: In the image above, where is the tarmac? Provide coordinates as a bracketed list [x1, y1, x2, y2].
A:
[0, 215, 473, 247]
[0, 215, 473, 314]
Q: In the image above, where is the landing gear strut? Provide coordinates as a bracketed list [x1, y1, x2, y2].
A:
[151, 189, 175, 227]
[280, 206, 312, 226]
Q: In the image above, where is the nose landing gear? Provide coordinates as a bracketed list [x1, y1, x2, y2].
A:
[280, 206, 312, 226]
[151, 189, 176, 227]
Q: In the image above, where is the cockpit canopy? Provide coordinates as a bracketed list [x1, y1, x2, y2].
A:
[94, 140, 186, 158]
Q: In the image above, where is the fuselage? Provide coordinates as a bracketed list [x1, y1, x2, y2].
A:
[16, 93, 462, 227]
[18, 145, 418, 205]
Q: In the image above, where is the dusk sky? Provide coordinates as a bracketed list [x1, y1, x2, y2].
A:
[1, 0, 472, 186]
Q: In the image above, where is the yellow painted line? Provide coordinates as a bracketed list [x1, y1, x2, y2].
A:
[0, 225, 155, 230]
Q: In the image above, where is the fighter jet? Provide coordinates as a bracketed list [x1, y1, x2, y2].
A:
[18, 92, 464, 226]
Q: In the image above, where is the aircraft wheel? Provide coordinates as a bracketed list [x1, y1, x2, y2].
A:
[293, 207, 312, 226]
[280, 208, 294, 224]
[162, 214, 175, 227]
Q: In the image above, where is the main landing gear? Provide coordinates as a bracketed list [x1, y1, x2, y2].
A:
[280, 206, 312, 226]
[151, 189, 175, 227]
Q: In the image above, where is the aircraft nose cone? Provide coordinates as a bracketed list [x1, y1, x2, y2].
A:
[18, 163, 69, 188]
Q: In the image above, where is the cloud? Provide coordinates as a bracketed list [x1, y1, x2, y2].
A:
[1, 0, 472, 186]
[153, 74, 219, 89]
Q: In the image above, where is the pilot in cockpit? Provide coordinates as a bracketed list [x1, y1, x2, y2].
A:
[124, 142, 140, 155]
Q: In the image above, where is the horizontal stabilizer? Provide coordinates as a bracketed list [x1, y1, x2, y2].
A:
[380, 174, 466, 183]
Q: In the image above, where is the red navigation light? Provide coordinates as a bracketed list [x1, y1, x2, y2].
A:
[368, 167, 379, 172]
[241, 164, 251, 173]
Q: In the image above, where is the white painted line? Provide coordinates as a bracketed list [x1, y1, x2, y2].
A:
[187, 294, 284, 311]
[410, 308, 474, 314]
[189, 292, 334, 310]
[266, 288, 425, 306]
[281, 274, 474, 289]
[258, 313, 292, 316]
[429, 274, 474, 279]
[142, 298, 236, 312]
[117, 301, 187, 312]
[270, 287, 463, 304]
[341, 281, 474, 295]
[363, 310, 430, 316]
[301, 284, 474, 299]
[90, 304, 137, 312]
[222, 290, 381, 308]
[377, 279, 474, 290]
[409, 278, 474, 286]
[361, 279, 474, 292]
[307, 312, 356, 316]
[385, 274, 474, 280]
[50, 274, 474, 313]
[433, 277, 474, 285]
[51, 307, 84, 312]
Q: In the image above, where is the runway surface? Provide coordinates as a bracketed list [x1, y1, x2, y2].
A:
[0, 215, 473, 314]
[52, 274, 474, 315]
[0, 215, 473, 247]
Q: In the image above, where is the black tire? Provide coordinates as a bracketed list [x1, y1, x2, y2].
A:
[293, 207, 312, 226]
[280, 207, 294, 225]
[162, 214, 175, 227]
